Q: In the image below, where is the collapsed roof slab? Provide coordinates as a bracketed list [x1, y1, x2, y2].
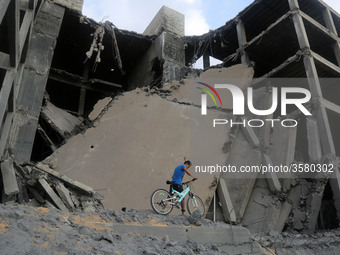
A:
[44, 65, 254, 211]
[44, 89, 224, 210]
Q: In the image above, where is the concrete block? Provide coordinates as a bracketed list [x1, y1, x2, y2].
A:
[144, 6, 184, 36]
[36, 163, 94, 195]
[1, 159, 19, 199]
[55, 182, 74, 210]
[38, 178, 69, 212]
[88, 97, 112, 121]
[293, 219, 303, 230]
[41, 101, 82, 136]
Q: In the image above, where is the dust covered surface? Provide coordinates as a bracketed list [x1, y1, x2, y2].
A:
[0, 203, 243, 255]
[1, 203, 340, 255]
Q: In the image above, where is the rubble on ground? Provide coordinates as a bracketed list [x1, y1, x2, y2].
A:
[1, 156, 103, 213]
[1, 203, 340, 255]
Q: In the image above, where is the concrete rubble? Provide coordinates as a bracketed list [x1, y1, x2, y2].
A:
[1, 0, 340, 254]
[0, 156, 103, 213]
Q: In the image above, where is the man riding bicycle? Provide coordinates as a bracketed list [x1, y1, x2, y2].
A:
[171, 160, 197, 215]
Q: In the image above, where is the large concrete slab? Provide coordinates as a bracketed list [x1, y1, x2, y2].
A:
[47, 89, 226, 210]
[46, 65, 254, 211]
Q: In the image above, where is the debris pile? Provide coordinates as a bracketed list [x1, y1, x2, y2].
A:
[1, 203, 340, 255]
[1, 157, 103, 213]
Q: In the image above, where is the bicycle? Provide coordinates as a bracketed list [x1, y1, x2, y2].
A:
[150, 179, 205, 216]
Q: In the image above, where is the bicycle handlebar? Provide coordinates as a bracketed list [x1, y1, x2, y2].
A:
[166, 178, 197, 185]
[180, 178, 197, 185]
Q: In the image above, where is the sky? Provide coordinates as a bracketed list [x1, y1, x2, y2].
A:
[82, 0, 340, 36]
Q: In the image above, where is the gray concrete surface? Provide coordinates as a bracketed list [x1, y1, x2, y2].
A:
[46, 65, 254, 211]
[47, 89, 221, 210]
[1, 159, 19, 198]
[112, 224, 251, 245]
[143, 6, 184, 36]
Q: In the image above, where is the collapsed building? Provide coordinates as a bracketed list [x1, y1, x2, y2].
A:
[1, 0, 340, 241]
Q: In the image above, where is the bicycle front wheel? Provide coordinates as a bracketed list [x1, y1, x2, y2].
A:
[187, 195, 205, 216]
[150, 189, 173, 215]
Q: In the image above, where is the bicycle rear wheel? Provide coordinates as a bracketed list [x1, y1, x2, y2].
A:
[187, 195, 205, 216]
[150, 189, 173, 215]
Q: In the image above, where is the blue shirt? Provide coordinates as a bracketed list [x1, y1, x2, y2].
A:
[172, 164, 186, 185]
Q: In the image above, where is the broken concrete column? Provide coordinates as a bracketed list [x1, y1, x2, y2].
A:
[8, 1, 65, 162]
[55, 181, 74, 210]
[0, 159, 19, 202]
[128, 6, 186, 89]
[38, 178, 69, 212]
[221, 129, 262, 221]
[269, 123, 297, 191]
